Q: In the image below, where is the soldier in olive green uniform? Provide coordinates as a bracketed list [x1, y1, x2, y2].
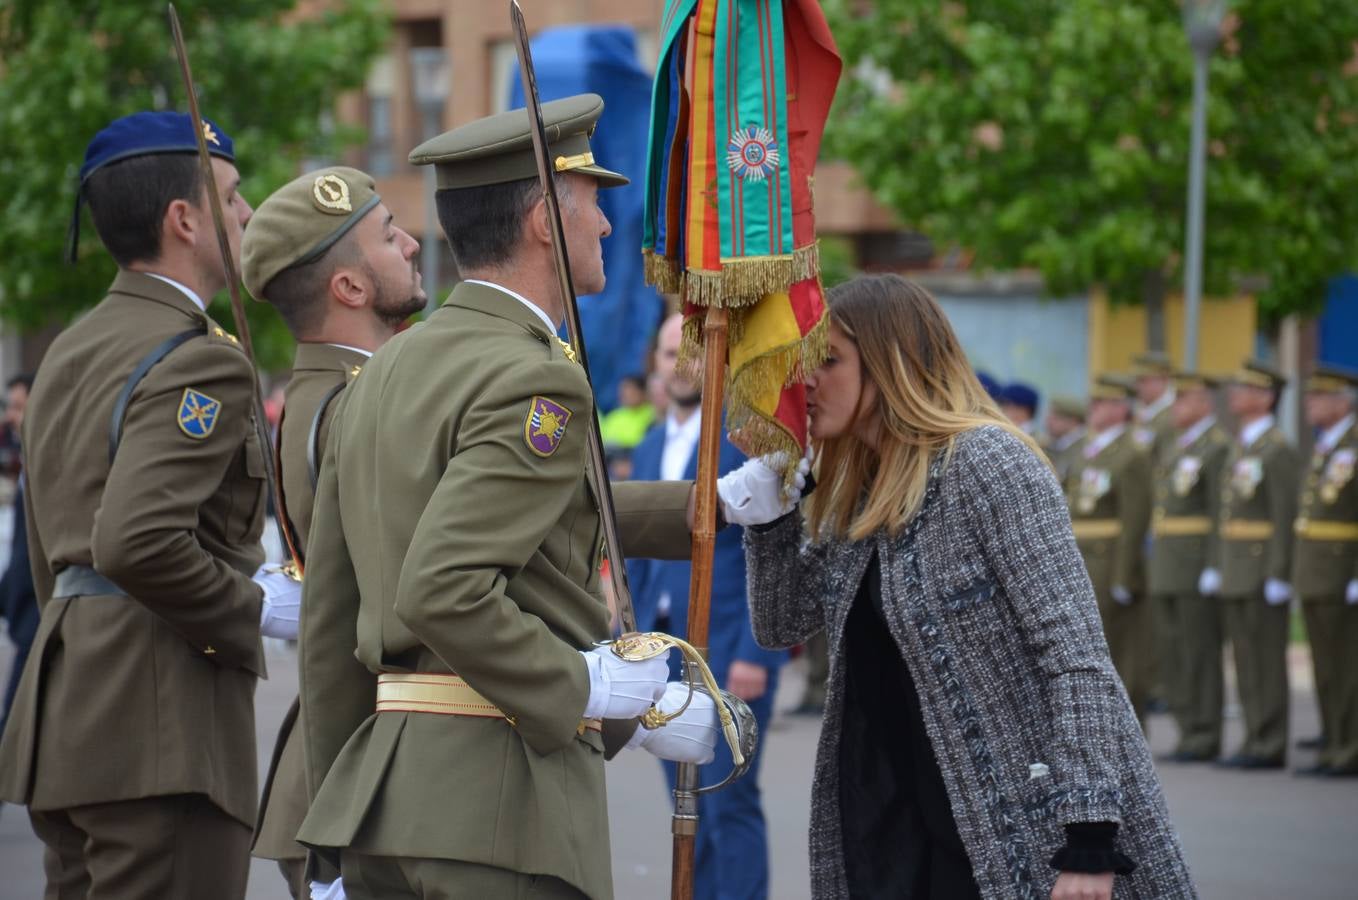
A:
[1207, 360, 1298, 768]
[1131, 351, 1178, 470]
[1067, 375, 1153, 720]
[1042, 395, 1087, 488]
[298, 95, 796, 900]
[1292, 365, 1358, 777]
[1148, 373, 1231, 761]
[240, 167, 426, 896]
[0, 112, 302, 898]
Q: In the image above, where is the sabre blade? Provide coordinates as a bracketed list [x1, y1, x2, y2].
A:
[508, 0, 636, 633]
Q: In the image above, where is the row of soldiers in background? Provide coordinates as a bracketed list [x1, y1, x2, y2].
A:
[1025, 353, 1357, 777]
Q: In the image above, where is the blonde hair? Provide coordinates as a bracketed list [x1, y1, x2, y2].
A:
[805, 273, 1043, 541]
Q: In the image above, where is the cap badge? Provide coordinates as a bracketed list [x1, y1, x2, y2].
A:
[202, 120, 221, 146]
[313, 174, 353, 213]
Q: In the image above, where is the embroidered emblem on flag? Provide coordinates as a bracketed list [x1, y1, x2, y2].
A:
[726, 126, 780, 182]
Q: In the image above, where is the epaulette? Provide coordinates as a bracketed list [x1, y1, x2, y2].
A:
[207, 324, 242, 349]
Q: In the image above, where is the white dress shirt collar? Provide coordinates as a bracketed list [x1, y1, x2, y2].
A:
[1317, 413, 1356, 456]
[328, 343, 374, 359]
[464, 279, 558, 335]
[1084, 423, 1126, 459]
[1177, 415, 1216, 450]
[1239, 414, 1275, 449]
[146, 273, 207, 312]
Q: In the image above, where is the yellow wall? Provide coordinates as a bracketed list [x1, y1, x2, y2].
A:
[1088, 289, 1256, 377]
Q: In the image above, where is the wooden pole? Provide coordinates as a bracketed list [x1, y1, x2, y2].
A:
[670, 304, 729, 900]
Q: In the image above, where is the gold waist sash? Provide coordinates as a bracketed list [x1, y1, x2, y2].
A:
[1072, 519, 1121, 540]
[1152, 516, 1213, 537]
[1221, 520, 1274, 541]
[1294, 519, 1358, 542]
[375, 672, 602, 734]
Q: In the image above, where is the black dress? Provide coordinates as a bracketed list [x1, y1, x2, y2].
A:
[839, 550, 982, 899]
[836, 551, 1135, 898]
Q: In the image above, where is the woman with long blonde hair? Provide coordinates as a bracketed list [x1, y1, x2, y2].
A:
[744, 274, 1194, 899]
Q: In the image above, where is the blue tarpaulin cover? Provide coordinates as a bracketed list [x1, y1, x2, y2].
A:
[509, 25, 666, 412]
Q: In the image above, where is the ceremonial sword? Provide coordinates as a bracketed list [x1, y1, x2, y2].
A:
[167, 3, 305, 574]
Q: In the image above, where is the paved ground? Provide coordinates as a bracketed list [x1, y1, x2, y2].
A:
[2, 638, 1356, 899]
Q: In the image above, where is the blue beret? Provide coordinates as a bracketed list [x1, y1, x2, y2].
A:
[975, 370, 1001, 399]
[1000, 382, 1040, 412]
[80, 111, 234, 183]
[68, 111, 235, 263]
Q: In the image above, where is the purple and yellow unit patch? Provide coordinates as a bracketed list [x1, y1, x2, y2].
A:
[524, 395, 572, 458]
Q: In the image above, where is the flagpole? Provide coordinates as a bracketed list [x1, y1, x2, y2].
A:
[671, 304, 729, 900]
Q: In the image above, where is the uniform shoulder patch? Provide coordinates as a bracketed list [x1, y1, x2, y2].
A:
[524, 395, 572, 457]
[178, 388, 221, 439]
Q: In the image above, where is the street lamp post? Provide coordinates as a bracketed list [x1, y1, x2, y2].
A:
[410, 46, 450, 316]
[1181, 0, 1227, 371]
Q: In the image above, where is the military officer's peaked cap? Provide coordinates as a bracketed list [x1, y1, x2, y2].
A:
[1049, 395, 1087, 420]
[1227, 358, 1287, 390]
[1172, 370, 1222, 391]
[1090, 374, 1136, 401]
[1303, 364, 1358, 394]
[241, 167, 382, 301]
[409, 93, 628, 191]
[1131, 351, 1174, 377]
[69, 111, 235, 262]
[80, 111, 234, 182]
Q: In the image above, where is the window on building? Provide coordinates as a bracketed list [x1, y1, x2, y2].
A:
[366, 54, 396, 176]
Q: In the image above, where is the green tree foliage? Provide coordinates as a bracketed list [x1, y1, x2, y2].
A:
[826, 0, 1358, 320]
[0, 0, 389, 367]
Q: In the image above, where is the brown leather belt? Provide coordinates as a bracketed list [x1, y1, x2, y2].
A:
[375, 672, 602, 734]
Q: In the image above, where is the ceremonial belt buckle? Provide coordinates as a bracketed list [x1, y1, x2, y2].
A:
[606, 632, 759, 790]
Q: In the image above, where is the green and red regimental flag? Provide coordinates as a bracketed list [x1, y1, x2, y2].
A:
[643, 0, 841, 464]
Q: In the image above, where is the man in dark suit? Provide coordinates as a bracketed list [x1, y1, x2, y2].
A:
[0, 374, 36, 738]
[627, 312, 788, 900]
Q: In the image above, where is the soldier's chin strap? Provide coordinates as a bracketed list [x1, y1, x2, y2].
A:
[604, 632, 757, 783]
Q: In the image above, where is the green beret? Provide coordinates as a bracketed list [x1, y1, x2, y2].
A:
[241, 166, 382, 302]
[409, 93, 627, 191]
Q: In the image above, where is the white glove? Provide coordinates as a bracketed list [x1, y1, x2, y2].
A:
[1111, 585, 1133, 606]
[1347, 579, 1358, 606]
[1198, 568, 1221, 597]
[255, 563, 301, 640]
[716, 450, 810, 527]
[1264, 577, 1292, 606]
[580, 646, 670, 720]
[625, 681, 720, 764]
[310, 879, 346, 900]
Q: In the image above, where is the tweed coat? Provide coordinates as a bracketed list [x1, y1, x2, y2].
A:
[746, 425, 1195, 899]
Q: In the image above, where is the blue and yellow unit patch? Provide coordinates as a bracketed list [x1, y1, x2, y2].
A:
[178, 388, 221, 439]
[524, 396, 571, 457]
